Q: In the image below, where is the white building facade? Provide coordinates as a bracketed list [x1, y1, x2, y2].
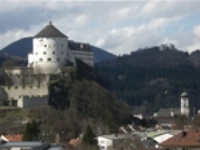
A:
[69, 42, 94, 67]
[97, 134, 131, 150]
[28, 21, 76, 74]
[180, 91, 189, 117]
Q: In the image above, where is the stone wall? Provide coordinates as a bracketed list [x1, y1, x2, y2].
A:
[18, 95, 48, 108]
[2, 85, 48, 101]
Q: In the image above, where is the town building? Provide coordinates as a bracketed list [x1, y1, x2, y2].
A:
[154, 91, 190, 128]
[97, 134, 132, 150]
[161, 130, 200, 150]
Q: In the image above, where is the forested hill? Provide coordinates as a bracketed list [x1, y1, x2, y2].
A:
[96, 44, 200, 114]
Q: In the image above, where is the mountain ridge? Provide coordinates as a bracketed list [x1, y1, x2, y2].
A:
[0, 37, 117, 63]
[97, 45, 200, 114]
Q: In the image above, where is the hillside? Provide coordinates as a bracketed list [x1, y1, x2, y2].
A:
[0, 37, 117, 63]
[0, 55, 131, 140]
[97, 45, 200, 114]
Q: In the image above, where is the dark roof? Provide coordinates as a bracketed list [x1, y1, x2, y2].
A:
[68, 41, 92, 52]
[34, 21, 67, 38]
[0, 142, 50, 148]
[157, 108, 180, 117]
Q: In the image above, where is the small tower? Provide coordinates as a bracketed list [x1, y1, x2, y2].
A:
[28, 21, 69, 74]
[180, 91, 189, 117]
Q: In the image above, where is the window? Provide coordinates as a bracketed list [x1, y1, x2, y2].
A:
[43, 52, 46, 55]
[61, 52, 64, 54]
[44, 44, 47, 47]
[52, 52, 55, 55]
[48, 58, 51, 61]
[57, 58, 60, 61]
[35, 52, 38, 55]
[39, 58, 43, 61]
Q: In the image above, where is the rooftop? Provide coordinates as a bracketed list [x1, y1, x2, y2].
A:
[0, 141, 49, 148]
[161, 130, 200, 147]
[35, 21, 67, 38]
[98, 134, 132, 140]
[68, 41, 92, 52]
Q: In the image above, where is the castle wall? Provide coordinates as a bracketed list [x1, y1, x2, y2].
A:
[4, 68, 49, 86]
[18, 95, 48, 108]
[28, 37, 69, 74]
[2, 85, 48, 101]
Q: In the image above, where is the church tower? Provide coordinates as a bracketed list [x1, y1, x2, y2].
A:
[180, 91, 189, 117]
[28, 21, 69, 74]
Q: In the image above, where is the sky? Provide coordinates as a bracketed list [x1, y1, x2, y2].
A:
[0, 0, 200, 55]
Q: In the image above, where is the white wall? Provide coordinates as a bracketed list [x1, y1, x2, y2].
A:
[97, 137, 113, 150]
[71, 50, 94, 67]
[28, 37, 68, 74]
[2, 85, 48, 101]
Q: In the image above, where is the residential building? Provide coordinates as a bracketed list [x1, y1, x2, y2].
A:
[161, 130, 200, 150]
[97, 134, 132, 150]
[69, 41, 94, 67]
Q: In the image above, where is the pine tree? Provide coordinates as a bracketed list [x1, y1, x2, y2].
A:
[82, 125, 96, 146]
[23, 120, 40, 141]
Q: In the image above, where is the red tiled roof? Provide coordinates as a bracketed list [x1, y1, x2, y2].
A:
[68, 138, 81, 147]
[161, 130, 200, 147]
[3, 134, 23, 142]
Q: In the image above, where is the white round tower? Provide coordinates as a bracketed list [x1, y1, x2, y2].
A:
[180, 91, 189, 117]
[28, 21, 68, 74]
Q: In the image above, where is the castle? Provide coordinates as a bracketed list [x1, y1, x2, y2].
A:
[1, 22, 94, 108]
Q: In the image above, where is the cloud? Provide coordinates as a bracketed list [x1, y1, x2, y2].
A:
[95, 16, 181, 54]
[75, 14, 89, 25]
[0, 1, 200, 56]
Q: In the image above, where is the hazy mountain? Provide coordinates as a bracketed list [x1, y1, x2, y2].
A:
[0, 37, 117, 63]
